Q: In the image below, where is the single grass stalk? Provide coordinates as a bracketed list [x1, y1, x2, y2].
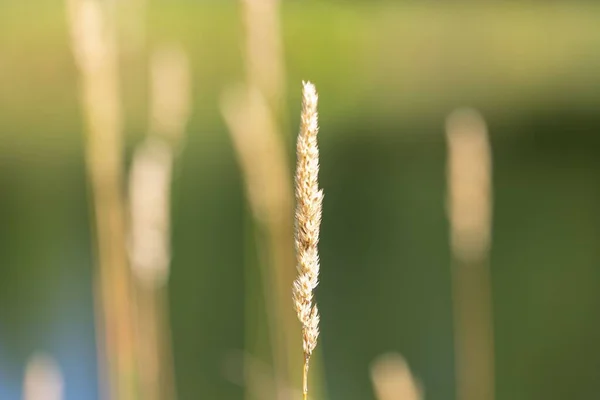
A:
[220, 84, 297, 399]
[241, 0, 286, 117]
[66, 1, 138, 398]
[445, 108, 495, 400]
[128, 44, 191, 400]
[293, 81, 322, 400]
[128, 138, 175, 400]
[370, 353, 423, 400]
[228, 0, 295, 396]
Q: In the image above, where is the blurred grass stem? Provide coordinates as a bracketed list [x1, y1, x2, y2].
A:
[221, 85, 296, 397]
[66, 0, 138, 398]
[128, 44, 191, 400]
[446, 108, 495, 400]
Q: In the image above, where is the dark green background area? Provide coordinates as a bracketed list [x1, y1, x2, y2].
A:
[1, 2, 600, 399]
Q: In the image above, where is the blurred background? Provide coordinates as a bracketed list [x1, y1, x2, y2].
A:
[1, 0, 600, 399]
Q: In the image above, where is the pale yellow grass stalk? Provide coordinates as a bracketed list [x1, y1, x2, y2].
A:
[128, 43, 191, 400]
[66, 1, 137, 398]
[446, 109, 492, 264]
[370, 353, 423, 400]
[129, 140, 173, 289]
[293, 81, 322, 400]
[242, 0, 286, 115]
[220, 85, 297, 399]
[445, 108, 495, 400]
[228, 0, 298, 396]
[148, 45, 192, 146]
[220, 86, 291, 226]
[128, 138, 175, 400]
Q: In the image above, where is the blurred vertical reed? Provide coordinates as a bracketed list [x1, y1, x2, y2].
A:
[128, 44, 191, 400]
[129, 44, 191, 400]
[221, 83, 296, 398]
[66, 0, 138, 398]
[370, 353, 423, 400]
[241, 0, 286, 118]
[445, 109, 495, 400]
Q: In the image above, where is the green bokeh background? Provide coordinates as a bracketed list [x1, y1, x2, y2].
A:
[1, 1, 600, 399]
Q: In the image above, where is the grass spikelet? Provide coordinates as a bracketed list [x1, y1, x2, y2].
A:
[293, 81, 322, 400]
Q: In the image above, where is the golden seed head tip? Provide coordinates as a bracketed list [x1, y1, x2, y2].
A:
[302, 80, 317, 96]
[301, 82, 318, 112]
